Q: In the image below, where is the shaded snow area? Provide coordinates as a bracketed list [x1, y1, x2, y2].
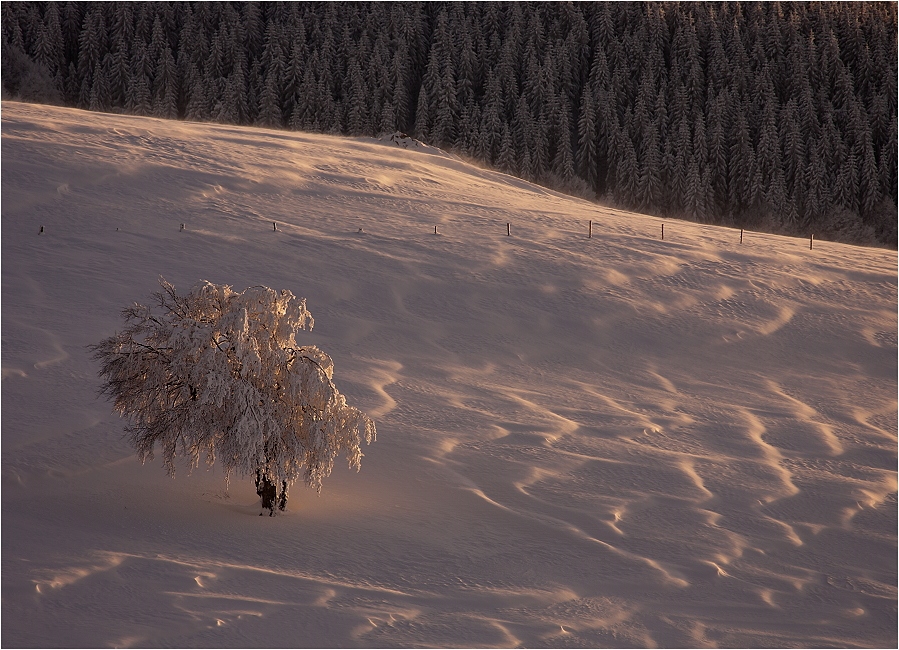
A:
[2, 101, 896, 648]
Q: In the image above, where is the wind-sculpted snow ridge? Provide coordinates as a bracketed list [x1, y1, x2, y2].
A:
[2, 101, 896, 648]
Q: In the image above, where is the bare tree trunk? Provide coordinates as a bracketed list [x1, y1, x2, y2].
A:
[255, 469, 286, 515]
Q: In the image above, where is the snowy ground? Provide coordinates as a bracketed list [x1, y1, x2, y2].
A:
[2, 101, 896, 648]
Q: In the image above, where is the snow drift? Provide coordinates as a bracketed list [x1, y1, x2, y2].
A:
[2, 101, 896, 648]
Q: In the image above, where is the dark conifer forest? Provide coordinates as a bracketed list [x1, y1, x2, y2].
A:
[2, 2, 896, 246]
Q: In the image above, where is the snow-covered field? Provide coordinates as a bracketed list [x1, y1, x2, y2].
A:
[2, 101, 896, 648]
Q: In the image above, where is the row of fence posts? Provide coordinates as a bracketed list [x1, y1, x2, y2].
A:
[507, 220, 815, 249]
[173, 220, 816, 246]
[34, 222, 819, 249]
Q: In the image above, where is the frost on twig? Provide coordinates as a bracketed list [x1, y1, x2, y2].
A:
[90, 277, 376, 513]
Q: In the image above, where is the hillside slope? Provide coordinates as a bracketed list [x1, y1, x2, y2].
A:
[2, 102, 896, 648]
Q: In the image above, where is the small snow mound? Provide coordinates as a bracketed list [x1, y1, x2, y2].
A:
[375, 131, 454, 158]
[378, 131, 425, 149]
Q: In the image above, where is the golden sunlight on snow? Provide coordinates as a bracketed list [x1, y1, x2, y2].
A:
[2, 101, 896, 648]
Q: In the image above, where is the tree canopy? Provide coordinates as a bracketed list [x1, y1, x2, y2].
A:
[91, 279, 376, 511]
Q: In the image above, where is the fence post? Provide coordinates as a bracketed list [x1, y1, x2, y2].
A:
[810, 233, 814, 250]
[507, 223, 511, 236]
[740, 228, 743, 244]
[435, 225, 438, 234]
[661, 223, 665, 240]
[273, 222, 277, 231]
[588, 221, 593, 238]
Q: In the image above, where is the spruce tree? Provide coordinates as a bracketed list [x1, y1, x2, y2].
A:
[551, 96, 576, 184]
[345, 56, 369, 136]
[728, 110, 756, 220]
[152, 45, 178, 120]
[33, 6, 63, 78]
[880, 114, 898, 203]
[637, 119, 664, 213]
[497, 122, 516, 174]
[126, 41, 152, 117]
[615, 135, 640, 209]
[576, 85, 598, 190]
[858, 128, 882, 217]
[184, 65, 209, 123]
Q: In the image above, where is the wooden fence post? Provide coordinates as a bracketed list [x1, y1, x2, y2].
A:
[661, 223, 665, 240]
[588, 221, 593, 238]
[507, 223, 511, 236]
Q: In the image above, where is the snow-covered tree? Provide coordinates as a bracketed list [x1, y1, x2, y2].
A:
[91, 278, 376, 515]
[152, 45, 178, 120]
[576, 86, 598, 188]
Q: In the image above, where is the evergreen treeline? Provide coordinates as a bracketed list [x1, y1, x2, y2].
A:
[2, 2, 896, 246]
